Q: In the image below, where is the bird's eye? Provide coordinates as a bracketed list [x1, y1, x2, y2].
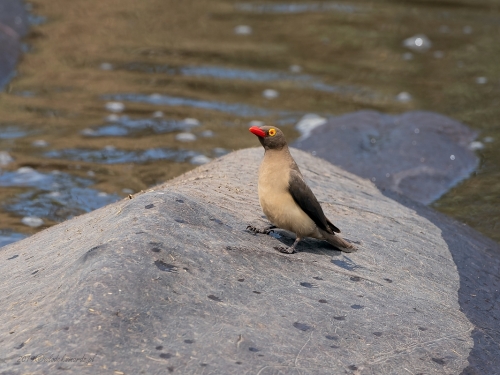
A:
[268, 128, 276, 137]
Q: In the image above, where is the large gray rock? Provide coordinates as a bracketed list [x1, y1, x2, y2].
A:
[0, 0, 29, 89]
[0, 148, 498, 374]
[294, 110, 479, 205]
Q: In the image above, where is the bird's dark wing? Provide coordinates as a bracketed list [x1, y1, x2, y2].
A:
[288, 170, 340, 234]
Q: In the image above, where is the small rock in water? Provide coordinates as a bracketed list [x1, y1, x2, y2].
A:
[213, 148, 228, 157]
[469, 141, 484, 151]
[105, 102, 125, 113]
[87, 170, 95, 177]
[0, 152, 14, 166]
[22, 216, 44, 228]
[249, 120, 264, 127]
[152, 111, 164, 118]
[100, 62, 113, 71]
[403, 34, 432, 52]
[122, 188, 134, 194]
[262, 89, 279, 99]
[190, 155, 212, 165]
[81, 128, 97, 136]
[106, 114, 121, 122]
[439, 25, 450, 33]
[98, 192, 108, 197]
[463, 26, 473, 35]
[149, 93, 163, 102]
[296, 114, 327, 141]
[396, 92, 412, 103]
[475, 77, 487, 85]
[433, 51, 444, 59]
[234, 25, 252, 35]
[104, 145, 116, 151]
[289, 65, 302, 73]
[402, 52, 413, 60]
[175, 133, 197, 142]
[200, 130, 214, 138]
[32, 140, 48, 147]
[183, 118, 200, 127]
[483, 136, 494, 143]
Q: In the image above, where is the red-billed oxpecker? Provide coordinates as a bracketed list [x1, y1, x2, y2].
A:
[248, 125, 356, 254]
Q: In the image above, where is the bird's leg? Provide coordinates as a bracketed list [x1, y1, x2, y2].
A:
[275, 237, 302, 254]
[246, 224, 277, 235]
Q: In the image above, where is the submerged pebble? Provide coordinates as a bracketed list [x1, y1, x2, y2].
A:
[475, 77, 487, 85]
[262, 89, 279, 99]
[396, 92, 412, 103]
[234, 25, 252, 35]
[190, 155, 212, 165]
[105, 102, 125, 112]
[175, 133, 197, 142]
[183, 118, 200, 127]
[200, 130, 214, 138]
[469, 141, 484, 151]
[100, 62, 114, 71]
[21, 216, 44, 228]
[0, 151, 14, 166]
[32, 140, 48, 147]
[403, 34, 432, 52]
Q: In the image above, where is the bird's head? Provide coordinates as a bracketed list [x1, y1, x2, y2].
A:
[249, 125, 287, 150]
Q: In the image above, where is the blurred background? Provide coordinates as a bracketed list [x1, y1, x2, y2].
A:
[0, 0, 499, 247]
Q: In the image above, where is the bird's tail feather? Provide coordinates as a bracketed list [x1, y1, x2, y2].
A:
[319, 229, 357, 253]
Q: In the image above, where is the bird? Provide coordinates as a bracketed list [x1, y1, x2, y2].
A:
[248, 125, 356, 254]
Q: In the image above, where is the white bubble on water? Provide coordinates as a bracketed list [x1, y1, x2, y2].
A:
[175, 133, 197, 142]
[396, 92, 412, 102]
[190, 155, 212, 165]
[475, 77, 487, 84]
[100, 62, 113, 71]
[469, 141, 484, 151]
[105, 102, 125, 113]
[0, 151, 14, 166]
[32, 140, 48, 147]
[262, 89, 279, 99]
[234, 25, 252, 35]
[403, 34, 432, 52]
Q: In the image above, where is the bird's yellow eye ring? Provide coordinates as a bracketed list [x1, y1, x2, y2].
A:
[268, 128, 276, 137]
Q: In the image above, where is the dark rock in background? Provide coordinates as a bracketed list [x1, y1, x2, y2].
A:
[2, 148, 498, 374]
[0, 0, 29, 89]
[294, 110, 479, 205]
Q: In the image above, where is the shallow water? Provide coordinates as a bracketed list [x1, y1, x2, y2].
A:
[0, 0, 499, 246]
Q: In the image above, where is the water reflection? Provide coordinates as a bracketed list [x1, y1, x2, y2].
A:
[0, 168, 119, 224]
[103, 93, 275, 117]
[44, 147, 207, 165]
[235, 2, 359, 14]
[82, 116, 200, 137]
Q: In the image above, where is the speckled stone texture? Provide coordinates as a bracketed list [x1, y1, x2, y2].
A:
[1, 148, 497, 375]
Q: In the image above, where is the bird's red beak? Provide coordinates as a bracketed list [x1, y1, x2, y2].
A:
[249, 126, 266, 138]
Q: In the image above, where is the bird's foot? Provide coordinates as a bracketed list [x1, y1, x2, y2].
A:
[274, 246, 295, 254]
[246, 224, 277, 235]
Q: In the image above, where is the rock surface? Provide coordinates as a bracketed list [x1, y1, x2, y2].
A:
[0, 0, 29, 89]
[293, 110, 479, 205]
[0, 148, 498, 374]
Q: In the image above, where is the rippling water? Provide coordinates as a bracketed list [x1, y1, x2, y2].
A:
[0, 0, 499, 245]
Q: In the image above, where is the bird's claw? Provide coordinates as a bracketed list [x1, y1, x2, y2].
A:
[274, 246, 295, 254]
[246, 225, 275, 235]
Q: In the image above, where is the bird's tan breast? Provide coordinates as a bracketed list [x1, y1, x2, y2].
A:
[258, 150, 316, 237]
